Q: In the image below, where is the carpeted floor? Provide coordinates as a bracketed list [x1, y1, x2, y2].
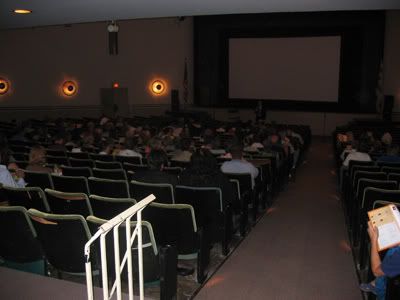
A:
[195, 139, 362, 300]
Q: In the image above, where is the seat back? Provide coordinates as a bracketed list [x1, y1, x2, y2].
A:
[163, 167, 183, 176]
[88, 177, 130, 198]
[223, 172, 253, 200]
[86, 216, 160, 283]
[45, 188, 93, 216]
[352, 171, 386, 189]
[382, 166, 400, 174]
[60, 166, 93, 178]
[28, 209, 92, 273]
[89, 154, 114, 162]
[45, 149, 66, 157]
[92, 168, 127, 180]
[356, 179, 398, 203]
[376, 161, 400, 168]
[0, 206, 43, 263]
[51, 175, 90, 194]
[24, 170, 54, 190]
[116, 155, 142, 165]
[142, 203, 197, 255]
[362, 187, 400, 210]
[46, 156, 70, 166]
[69, 158, 95, 168]
[175, 185, 227, 245]
[130, 180, 174, 204]
[67, 152, 90, 159]
[349, 163, 377, 181]
[94, 160, 122, 169]
[88, 195, 136, 219]
[2, 185, 50, 212]
[388, 173, 400, 186]
[123, 163, 148, 173]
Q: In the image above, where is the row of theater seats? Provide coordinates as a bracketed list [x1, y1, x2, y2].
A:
[0, 163, 271, 298]
[339, 159, 400, 299]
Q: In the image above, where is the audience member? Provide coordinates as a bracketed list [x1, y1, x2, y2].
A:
[377, 145, 400, 163]
[360, 221, 400, 299]
[0, 144, 26, 188]
[26, 145, 53, 173]
[131, 149, 177, 186]
[179, 148, 236, 209]
[220, 144, 259, 188]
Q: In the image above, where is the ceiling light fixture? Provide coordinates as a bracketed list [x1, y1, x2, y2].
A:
[14, 9, 32, 14]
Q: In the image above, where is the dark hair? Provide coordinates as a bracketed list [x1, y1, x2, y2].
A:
[188, 148, 218, 175]
[148, 149, 168, 170]
[229, 144, 243, 159]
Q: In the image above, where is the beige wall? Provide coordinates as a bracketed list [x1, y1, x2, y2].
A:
[0, 17, 193, 108]
[1, 11, 400, 135]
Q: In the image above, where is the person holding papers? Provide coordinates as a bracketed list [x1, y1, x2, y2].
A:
[360, 220, 400, 299]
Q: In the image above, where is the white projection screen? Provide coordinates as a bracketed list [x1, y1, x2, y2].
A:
[229, 36, 341, 102]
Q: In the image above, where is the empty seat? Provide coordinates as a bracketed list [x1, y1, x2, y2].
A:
[60, 166, 93, 178]
[94, 160, 122, 169]
[88, 177, 130, 198]
[45, 188, 93, 217]
[24, 170, 54, 190]
[130, 180, 174, 204]
[69, 158, 95, 168]
[1, 186, 50, 212]
[88, 195, 135, 219]
[51, 174, 90, 194]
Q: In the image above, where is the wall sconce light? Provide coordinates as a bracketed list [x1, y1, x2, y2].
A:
[62, 80, 78, 96]
[151, 80, 166, 95]
[0, 78, 10, 95]
[112, 82, 120, 88]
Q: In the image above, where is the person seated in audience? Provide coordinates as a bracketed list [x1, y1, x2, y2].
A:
[26, 145, 53, 173]
[381, 132, 393, 149]
[221, 144, 259, 188]
[117, 138, 143, 158]
[170, 138, 193, 163]
[340, 142, 357, 161]
[130, 149, 177, 186]
[98, 139, 115, 155]
[179, 148, 236, 209]
[342, 141, 372, 168]
[360, 221, 400, 299]
[49, 134, 68, 151]
[0, 145, 26, 188]
[377, 145, 400, 163]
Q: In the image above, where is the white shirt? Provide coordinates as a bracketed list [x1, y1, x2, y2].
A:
[220, 159, 259, 188]
[342, 152, 371, 167]
[0, 165, 26, 188]
[118, 149, 143, 158]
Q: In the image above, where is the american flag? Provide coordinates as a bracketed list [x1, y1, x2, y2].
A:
[183, 58, 188, 103]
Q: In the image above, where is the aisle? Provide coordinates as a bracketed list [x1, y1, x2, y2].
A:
[195, 139, 361, 300]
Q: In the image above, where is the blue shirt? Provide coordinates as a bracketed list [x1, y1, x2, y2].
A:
[381, 246, 400, 278]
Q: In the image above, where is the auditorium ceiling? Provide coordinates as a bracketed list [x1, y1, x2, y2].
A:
[0, 0, 399, 29]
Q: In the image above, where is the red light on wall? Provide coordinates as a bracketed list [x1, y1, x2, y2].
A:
[112, 82, 119, 88]
[0, 78, 10, 95]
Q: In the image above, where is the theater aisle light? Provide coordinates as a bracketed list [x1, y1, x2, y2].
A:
[150, 79, 167, 96]
[62, 80, 78, 97]
[13, 9, 32, 14]
[0, 78, 10, 95]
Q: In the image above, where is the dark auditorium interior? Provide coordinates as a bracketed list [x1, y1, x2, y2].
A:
[1, 0, 400, 299]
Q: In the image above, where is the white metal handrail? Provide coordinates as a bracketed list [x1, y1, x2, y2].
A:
[84, 194, 156, 300]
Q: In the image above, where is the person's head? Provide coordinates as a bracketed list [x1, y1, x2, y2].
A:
[148, 149, 169, 171]
[29, 145, 47, 165]
[230, 144, 244, 160]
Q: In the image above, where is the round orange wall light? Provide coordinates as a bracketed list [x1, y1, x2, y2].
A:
[0, 78, 10, 95]
[62, 80, 77, 96]
[150, 79, 166, 96]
